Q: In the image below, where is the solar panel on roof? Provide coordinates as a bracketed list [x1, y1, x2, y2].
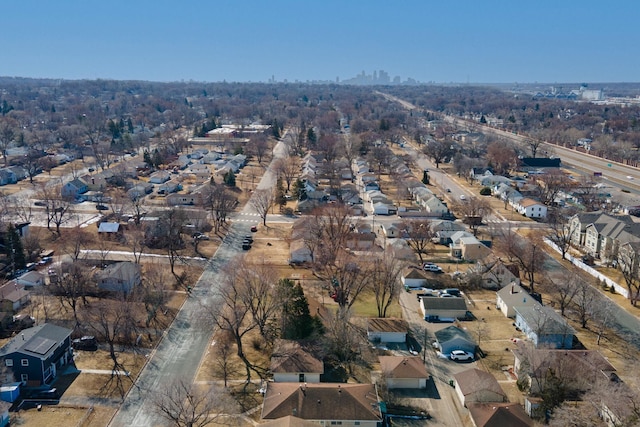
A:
[24, 337, 56, 355]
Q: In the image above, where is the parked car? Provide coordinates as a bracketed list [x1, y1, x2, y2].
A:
[34, 201, 46, 207]
[96, 204, 109, 211]
[242, 243, 251, 250]
[424, 264, 443, 274]
[459, 194, 466, 201]
[450, 350, 475, 362]
[244, 235, 253, 243]
[250, 225, 258, 232]
[72, 336, 98, 351]
[28, 388, 59, 400]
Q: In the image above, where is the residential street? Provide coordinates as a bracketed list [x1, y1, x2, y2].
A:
[109, 137, 288, 426]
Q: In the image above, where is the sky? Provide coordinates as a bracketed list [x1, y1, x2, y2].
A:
[1, 0, 639, 84]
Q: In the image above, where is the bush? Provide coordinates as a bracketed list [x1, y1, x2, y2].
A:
[479, 187, 492, 196]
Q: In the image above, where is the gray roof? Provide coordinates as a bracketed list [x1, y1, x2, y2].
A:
[98, 222, 120, 233]
[420, 297, 468, 311]
[514, 305, 576, 336]
[434, 325, 475, 343]
[496, 283, 538, 308]
[0, 323, 71, 360]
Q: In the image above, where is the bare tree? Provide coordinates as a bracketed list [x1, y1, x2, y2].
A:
[37, 182, 75, 235]
[153, 379, 237, 427]
[211, 331, 239, 388]
[423, 139, 453, 169]
[273, 156, 300, 192]
[322, 307, 366, 370]
[51, 262, 91, 329]
[533, 170, 573, 206]
[401, 219, 433, 263]
[318, 251, 372, 309]
[249, 189, 275, 226]
[495, 225, 545, 294]
[201, 182, 237, 234]
[546, 209, 578, 260]
[369, 252, 404, 318]
[139, 264, 169, 334]
[618, 245, 640, 306]
[126, 223, 146, 264]
[202, 256, 263, 388]
[525, 137, 544, 158]
[83, 300, 136, 399]
[0, 117, 17, 167]
[450, 197, 491, 236]
[545, 274, 578, 317]
[239, 260, 279, 342]
[573, 276, 596, 329]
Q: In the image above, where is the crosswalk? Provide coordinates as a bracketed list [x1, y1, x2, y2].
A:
[233, 212, 261, 223]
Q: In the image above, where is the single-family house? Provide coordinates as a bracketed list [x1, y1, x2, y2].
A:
[471, 257, 520, 290]
[61, 178, 88, 200]
[8, 165, 28, 182]
[98, 222, 121, 237]
[379, 223, 399, 238]
[16, 271, 45, 289]
[422, 196, 449, 216]
[80, 174, 108, 191]
[371, 201, 395, 216]
[450, 232, 491, 261]
[512, 342, 616, 395]
[149, 171, 171, 184]
[0, 323, 73, 387]
[433, 326, 476, 356]
[470, 168, 493, 180]
[514, 305, 575, 349]
[453, 368, 507, 407]
[379, 356, 429, 389]
[420, 297, 469, 322]
[367, 318, 408, 343]
[466, 403, 532, 427]
[431, 220, 466, 245]
[259, 416, 319, 427]
[496, 283, 538, 318]
[0, 169, 17, 186]
[289, 240, 313, 264]
[157, 180, 181, 195]
[514, 198, 547, 219]
[166, 192, 202, 206]
[127, 183, 153, 200]
[401, 269, 427, 289]
[261, 383, 382, 426]
[345, 231, 376, 250]
[96, 262, 141, 294]
[270, 340, 323, 383]
[0, 281, 30, 312]
[363, 181, 380, 192]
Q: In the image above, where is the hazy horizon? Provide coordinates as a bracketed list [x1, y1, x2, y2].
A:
[2, 0, 638, 84]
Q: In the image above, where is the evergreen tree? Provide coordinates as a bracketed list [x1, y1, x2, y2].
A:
[292, 179, 307, 201]
[272, 119, 281, 139]
[306, 128, 317, 145]
[4, 224, 26, 272]
[223, 170, 236, 187]
[278, 279, 320, 340]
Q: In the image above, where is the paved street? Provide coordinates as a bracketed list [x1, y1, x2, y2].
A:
[109, 136, 289, 426]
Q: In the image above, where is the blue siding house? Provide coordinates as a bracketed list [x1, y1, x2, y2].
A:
[0, 324, 73, 387]
[514, 305, 575, 349]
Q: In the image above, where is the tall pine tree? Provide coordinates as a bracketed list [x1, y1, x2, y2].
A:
[278, 279, 321, 340]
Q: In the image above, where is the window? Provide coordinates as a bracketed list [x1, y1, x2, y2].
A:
[5, 359, 13, 367]
[21, 359, 29, 367]
[20, 374, 28, 383]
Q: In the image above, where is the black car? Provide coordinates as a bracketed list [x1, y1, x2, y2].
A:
[72, 336, 98, 351]
[242, 243, 251, 250]
[28, 388, 59, 400]
[244, 235, 253, 243]
[96, 204, 109, 211]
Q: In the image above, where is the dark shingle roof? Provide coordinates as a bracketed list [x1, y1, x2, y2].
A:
[0, 323, 71, 360]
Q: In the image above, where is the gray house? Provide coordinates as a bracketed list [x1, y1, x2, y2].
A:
[96, 262, 142, 294]
[433, 326, 477, 356]
[514, 305, 575, 349]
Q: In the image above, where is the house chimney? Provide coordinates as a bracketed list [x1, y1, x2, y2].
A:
[511, 284, 515, 294]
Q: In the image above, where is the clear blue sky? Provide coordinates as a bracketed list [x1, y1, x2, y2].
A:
[1, 0, 638, 84]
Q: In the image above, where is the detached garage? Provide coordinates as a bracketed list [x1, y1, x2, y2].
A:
[367, 318, 409, 343]
[379, 356, 429, 389]
[420, 297, 468, 321]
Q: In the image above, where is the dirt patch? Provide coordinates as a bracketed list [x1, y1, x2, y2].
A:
[12, 405, 115, 427]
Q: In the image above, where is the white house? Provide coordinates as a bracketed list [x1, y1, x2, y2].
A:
[496, 282, 538, 318]
[270, 340, 323, 383]
[401, 269, 427, 289]
[514, 198, 547, 218]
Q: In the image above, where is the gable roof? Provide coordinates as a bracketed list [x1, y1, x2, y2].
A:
[497, 283, 538, 308]
[0, 323, 71, 361]
[98, 222, 120, 233]
[453, 368, 506, 399]
[467, 403, 532, 427]
[270, 340, 323, 374]
[379, 356, 428, 379]
[261, 383, 381, 421]
[259, 416, 319, 427]
[404, 269, 426, 280]
[0, 281, 30, 303]
[514, 305, 576, 336]
[434, 325, 474, 344]
[367, 318, 409, 334]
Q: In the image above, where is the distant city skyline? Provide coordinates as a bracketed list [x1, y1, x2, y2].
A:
[1, 1, 639, 84]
